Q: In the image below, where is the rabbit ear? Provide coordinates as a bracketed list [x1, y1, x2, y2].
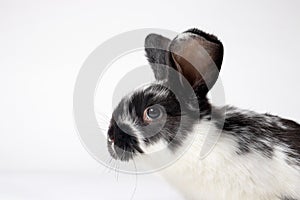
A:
[169, 29, 224, 96]
[144, 34, 171, 81]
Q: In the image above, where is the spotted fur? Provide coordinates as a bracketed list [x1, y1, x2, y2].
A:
[106, 28, 300, 199]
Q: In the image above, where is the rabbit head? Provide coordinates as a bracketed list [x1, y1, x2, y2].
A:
[107, 28, 224, 161]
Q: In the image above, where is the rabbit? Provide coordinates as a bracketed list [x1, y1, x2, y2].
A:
[106, 28, 300, 200]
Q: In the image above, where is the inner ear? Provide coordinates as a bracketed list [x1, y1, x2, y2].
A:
[169, 30, 224, 95]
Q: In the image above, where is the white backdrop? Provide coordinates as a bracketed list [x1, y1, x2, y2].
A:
[0, 0, 300, 199]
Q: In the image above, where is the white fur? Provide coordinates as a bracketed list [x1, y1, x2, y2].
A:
[138, 120, 300, 200]
[138, 138, 168, 154]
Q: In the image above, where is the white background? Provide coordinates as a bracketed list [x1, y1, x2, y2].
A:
[1, 0, 300, 199]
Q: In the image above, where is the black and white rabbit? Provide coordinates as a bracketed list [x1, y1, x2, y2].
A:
[106, 28, 300, 200]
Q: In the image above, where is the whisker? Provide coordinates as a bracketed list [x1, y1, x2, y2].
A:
[96, 127, 108, 131]
[117, 161, 120, 181]
[113, 156, 120, 180]
[116, 148, 126, 181]
[96, 112, 110, 120]
[102, 156, 113, 174]
[107, 157, 116, 174]
[97, 122, 109, 127]
[95, 112, 111, 125]
[130, 155, 138, 200]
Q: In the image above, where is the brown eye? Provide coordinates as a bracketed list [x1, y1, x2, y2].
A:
[143, 105, 163, 122]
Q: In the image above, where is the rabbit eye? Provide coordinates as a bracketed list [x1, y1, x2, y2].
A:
[143, 105, 163, 122]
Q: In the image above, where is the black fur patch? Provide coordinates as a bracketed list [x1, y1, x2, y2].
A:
[107, 82, 213, 160]
[215, 106, 300, 162]
[185, 28, 222, 46]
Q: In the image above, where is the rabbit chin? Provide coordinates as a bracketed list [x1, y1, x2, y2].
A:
[135, 119, 300, 200]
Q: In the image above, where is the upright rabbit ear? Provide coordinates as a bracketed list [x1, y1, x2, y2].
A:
[169, 29, 224, 96]
[144, 34, 171, 81]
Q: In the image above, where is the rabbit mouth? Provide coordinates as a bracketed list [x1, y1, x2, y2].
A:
[106, 118, 144, 161]
[107, 138, 143, 162]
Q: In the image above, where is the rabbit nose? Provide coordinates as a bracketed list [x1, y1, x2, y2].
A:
[107, 125, 115, 143]
[108, 136, 114, 143]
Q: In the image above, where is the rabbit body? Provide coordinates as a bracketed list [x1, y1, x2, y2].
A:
[106, 28, 300, 200]
[160, 107, 300, 200]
